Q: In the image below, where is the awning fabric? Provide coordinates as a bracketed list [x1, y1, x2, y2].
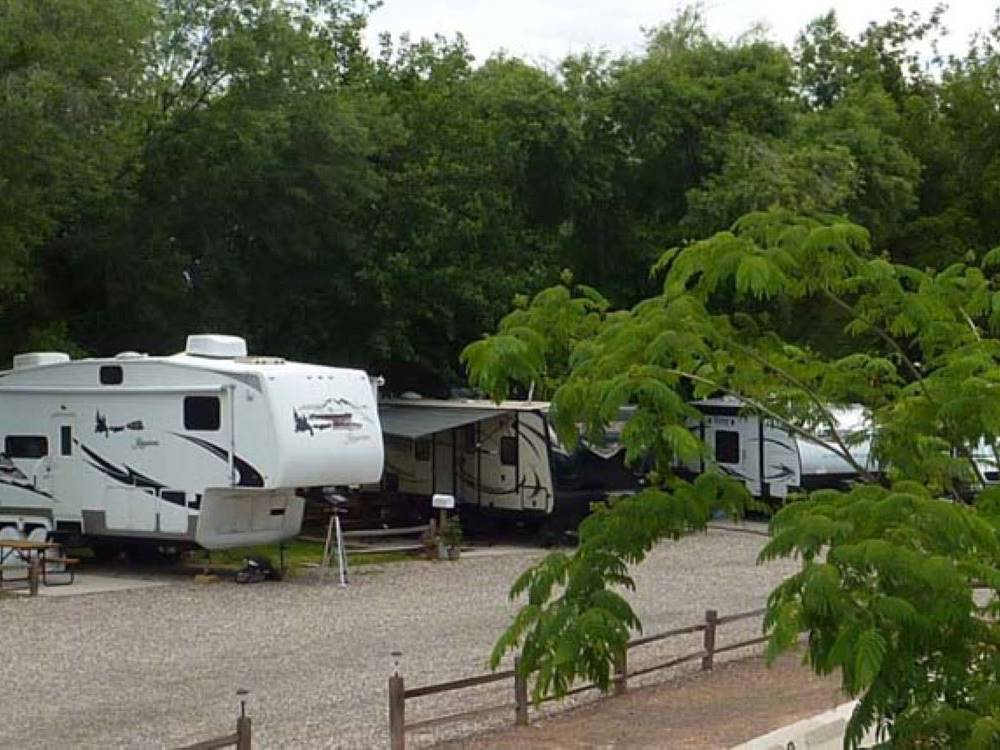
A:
[378, 405, 508, 439]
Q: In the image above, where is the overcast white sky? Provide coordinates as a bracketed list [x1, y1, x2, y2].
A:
[363, 0, 997, 65]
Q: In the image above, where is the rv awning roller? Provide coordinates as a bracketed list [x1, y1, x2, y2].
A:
[378, 405, 510, 439]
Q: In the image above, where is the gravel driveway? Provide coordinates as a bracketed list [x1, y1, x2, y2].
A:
[0, 524, 795, 749]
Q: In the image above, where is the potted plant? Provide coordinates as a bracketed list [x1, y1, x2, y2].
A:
[437, 516, 463, 561]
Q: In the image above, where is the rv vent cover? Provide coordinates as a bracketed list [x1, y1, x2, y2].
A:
[13, 352, 71, 370]
[185, 334, 248, 359]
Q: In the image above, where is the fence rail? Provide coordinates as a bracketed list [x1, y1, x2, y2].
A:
[176, 716, 251, 750]
[388, 606, 769, 749]
[301, 522, 434, 556]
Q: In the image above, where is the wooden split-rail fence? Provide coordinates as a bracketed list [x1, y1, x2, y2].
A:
[388, 607, 768, 749]
[176, 698, 253, 750]
[300, 522, 434, 557]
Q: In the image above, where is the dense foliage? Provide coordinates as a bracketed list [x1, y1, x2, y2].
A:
[4, 2, 1000, 394]
[467, 212, 1000, 745]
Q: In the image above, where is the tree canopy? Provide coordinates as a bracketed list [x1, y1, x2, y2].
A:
[4, 3, 1000, 393]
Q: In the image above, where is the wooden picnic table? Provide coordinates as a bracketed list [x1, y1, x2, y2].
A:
[0, 539, 70, 596]
[0, 539, 60, 551]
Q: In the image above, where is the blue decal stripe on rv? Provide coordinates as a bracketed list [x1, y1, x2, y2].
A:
[171, 434, 265, 488]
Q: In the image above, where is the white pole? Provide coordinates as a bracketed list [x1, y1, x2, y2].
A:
[334, 512, 349, 587]
[226, 384, 237, 486]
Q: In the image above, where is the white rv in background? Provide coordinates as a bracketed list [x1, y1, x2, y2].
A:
[0, 335, 384, 550]
[680, 398, 802, 500]
[375, 396, 873, 531]
[683, 399, 877, 496]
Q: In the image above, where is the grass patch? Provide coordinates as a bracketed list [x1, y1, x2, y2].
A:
[188, 540, 419, 571]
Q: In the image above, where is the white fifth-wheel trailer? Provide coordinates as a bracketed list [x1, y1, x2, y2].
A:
[0, 334, 383, 550]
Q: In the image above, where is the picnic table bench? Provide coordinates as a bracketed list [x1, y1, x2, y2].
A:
[0, 539, 78, 595]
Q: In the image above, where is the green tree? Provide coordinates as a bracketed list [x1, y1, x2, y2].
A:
[467, 210, 1000, 746]
[363, 38, 577, 390]
[0, 0, 153, 315]
[566, 10, 796, 303]
[59, 0, 399, 363]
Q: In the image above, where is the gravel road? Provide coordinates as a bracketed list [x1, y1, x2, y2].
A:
[0, 524, 796, 749]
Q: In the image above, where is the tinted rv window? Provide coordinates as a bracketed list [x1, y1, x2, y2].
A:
[715, 431, 740, 464]
[60, 426, 72, 456]
[184, 396, 221, 431]
[5, 435, 48, 459]
[99, 365, 123, 385]
[414, 439, 431, 462]
[500, 436, 517, 466]
[161, 490, 185, 507]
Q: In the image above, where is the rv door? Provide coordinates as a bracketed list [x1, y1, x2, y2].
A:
[707, 415, 761, 496]
[44, 413, 77, 505]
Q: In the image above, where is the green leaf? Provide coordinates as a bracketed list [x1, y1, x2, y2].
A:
[854, 630, 886, 689]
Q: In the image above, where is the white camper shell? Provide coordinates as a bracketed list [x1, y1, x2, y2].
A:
[0, 335, 383, 549]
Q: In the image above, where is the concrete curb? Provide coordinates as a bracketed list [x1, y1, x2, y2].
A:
[732, 700, 877, 749]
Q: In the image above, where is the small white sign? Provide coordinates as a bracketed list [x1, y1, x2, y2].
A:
[432, 493, 456, 509]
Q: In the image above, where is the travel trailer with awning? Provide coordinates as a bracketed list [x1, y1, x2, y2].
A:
[376, 398, 642, 532]
[0, 335, 383, 550]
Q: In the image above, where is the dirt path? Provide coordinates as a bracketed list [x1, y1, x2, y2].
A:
[433, 653, 845, 749]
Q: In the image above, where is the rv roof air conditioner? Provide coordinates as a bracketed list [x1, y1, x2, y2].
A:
[12, 352, 71, 370]
[185, 334, 248, 359]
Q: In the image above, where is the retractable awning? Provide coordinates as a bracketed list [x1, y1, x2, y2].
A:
[378, 405, 508, 439]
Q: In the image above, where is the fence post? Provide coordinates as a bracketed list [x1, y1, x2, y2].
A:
[514, 657, 528, 726]
[613, 647, 628, 696]
[389, 673, 405, 750]
[235, 716, 252, 750]
[702, 609, 718, 671]
[28, 557, 40, 596]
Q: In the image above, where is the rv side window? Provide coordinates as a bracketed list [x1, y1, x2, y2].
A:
[99, 365, 123, 385]
[184, 396, 221, 431]
[414, 439, 431, 462]
[715, 431, 740, 464]
[161, 490, 185, 507]
[500, 436, 517, 466]
[5, 435, 48, 459]
[60, 426, 72, 456]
